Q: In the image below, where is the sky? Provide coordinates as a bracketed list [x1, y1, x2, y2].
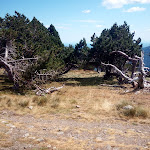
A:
[1, 0, 150, 46]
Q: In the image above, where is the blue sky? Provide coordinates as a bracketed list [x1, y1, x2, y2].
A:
[1, 0, 150, 46]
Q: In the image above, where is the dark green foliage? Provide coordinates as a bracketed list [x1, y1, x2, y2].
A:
[89, 21, 142, 77]
[0, 11, 144, 86]
[0, 11, 71, 82]
[48, 24, 63, 47]
[0, 11, 64, 57]
[67, 38, 90, 69]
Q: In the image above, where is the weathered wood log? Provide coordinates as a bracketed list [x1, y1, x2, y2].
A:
[110, 51, 139, 78]
[102, 50, 150, 89]
[34, 84, 64, 96]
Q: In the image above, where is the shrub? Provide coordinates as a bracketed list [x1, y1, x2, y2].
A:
[135, 107, 148, 118]
[19, 100, 29, 108]
[51, 98, 60, 108]
[6, 99, 11, 107]
[32, 96, 48, 106]
[116, 101, 148, 118]
[116, 100, 130, 110]
[123, 108, 136, 117]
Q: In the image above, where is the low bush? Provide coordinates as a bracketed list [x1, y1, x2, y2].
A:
[32, 96, 48, 106]
[116, 101, 148, 118]
[18, 100, 29, 108]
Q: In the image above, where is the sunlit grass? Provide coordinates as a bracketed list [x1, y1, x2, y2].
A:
[0, 69, 149, 120]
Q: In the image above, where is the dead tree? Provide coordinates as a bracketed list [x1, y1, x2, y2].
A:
[0, 40, 69, 90]
[102, 51, 150, 89]
[0, 40, 37, 88]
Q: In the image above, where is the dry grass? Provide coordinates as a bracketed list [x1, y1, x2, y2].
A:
[116, 100, 149, 118]
[0, 69, 150, 120]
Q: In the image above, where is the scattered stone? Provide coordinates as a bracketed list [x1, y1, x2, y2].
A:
[28, 106, 33, 110]
[1, 111, 7, 115]
[23, 133, 29, 138]
[57, 128, 63, 132]
[136, 130, 142, 133]
[95, 137, 103, 142]
[125, 90, 130, 93]
[144, 146, 149, 149]
[47, 144, 52, 148]
[1, 120, 7, 124]
[106, 145, 112, 150]
[135, 91, 140, 95]
[36, 138, 45, 142]
[113, 148, 119, 150]
[6, 128, 13, 134]
[28, 125, 34, 128]
[43, 128, 47, 130]
[6, 123, 15, 128]
[123, 105, 134, 110]
[29, 137, 36, 140]
[76, 105, 80, 108]
[57, 131, 64, 135]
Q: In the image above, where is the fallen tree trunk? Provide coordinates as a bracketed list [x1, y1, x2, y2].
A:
[34, 84, 65, 96]
[101, 51, 150, 89]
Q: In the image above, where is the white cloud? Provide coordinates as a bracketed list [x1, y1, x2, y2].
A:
[102, 0, 150, 9]
[96, 25, 103, 28]
[124, 7, 146, 12]
[54, 24, 71, 30]
[82, 10, 91, 13]
[102, 0, 127, 9]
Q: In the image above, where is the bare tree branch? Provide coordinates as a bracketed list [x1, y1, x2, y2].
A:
[101, 62, 132, 82]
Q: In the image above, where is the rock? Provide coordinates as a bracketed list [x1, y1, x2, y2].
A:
[29, 137, 36, 139]
[135, 91, 140, 95]
[47, 144, 52, 148]
[6, 123, 15, 128]
[28, 106, 33, 110]
[123, 105, 134, 110]
[125, 90, 130, 93]
[57, 129, 64, 135]
[136, 130, 142, 133]
[43, 128, 47, 130]
[1, 120, 7, 124]
[106, 145, 112, 150]
[36, 138, 45, 142]
[58, 129, 62, 132]
[95, 137, 103, 142]
[23, 133, 29, 138]
[76, 105, 80, 108]
[57, 131, 64, 135]
[1, 111, 7, 115]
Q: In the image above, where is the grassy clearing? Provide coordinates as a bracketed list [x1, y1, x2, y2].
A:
[0, 69, 150, 120]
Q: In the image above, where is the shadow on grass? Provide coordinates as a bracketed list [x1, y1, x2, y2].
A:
[0, 75, 13, 90]
[58, 76, 118, 86]
[0, 74, 26, 95]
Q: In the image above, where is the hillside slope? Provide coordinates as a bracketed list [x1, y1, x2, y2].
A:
[143, 46, 150, 68]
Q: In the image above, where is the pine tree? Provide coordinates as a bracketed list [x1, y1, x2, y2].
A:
[89, 21, 142, 78]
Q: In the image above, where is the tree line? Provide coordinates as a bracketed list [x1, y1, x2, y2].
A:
[0, 11, 144, 88]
